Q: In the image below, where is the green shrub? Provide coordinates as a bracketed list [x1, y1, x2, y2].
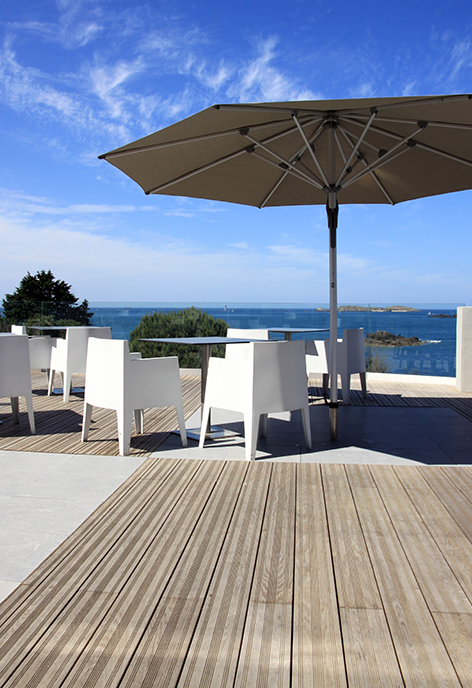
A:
[365, 348, 389, 373]
[129, 307, 228, 368]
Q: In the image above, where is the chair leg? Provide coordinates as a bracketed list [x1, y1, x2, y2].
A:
[63, 372, 72, 403]
[48, 370, 55, 396]
[301, 405, 312, 450]
[259, 413, 268, 438]
[244, 412, 259, 461]
[25, 394, 35, 434]
[322, 373, 329, 400]
[175, 400, 188, 447]
[360, 371, 367, 398]
[10, 397, 19, 424]
[82, 403, 93, 442]
[117, 411, 132, 456]
[134, 409, 144, 435]
[199, 404, 211, 449]
[342, 374, 351, 405]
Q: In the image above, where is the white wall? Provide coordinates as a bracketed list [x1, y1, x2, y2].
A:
[456, 307, 472, 392]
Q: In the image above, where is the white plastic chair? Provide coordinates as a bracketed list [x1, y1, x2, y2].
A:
[325, 328, 367, 404]
[11, 325, 27, 334]
[82, 338, 188, 456]
[226, 327, 269, 359]
[337, 328, 367, 404]
[48, 326, 112, 402]
[305, 340, 330, 398]
[199, 340, 311, 461]
[0, 335, 35, 433]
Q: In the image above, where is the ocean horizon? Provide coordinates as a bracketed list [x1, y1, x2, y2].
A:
[89, 302, 462, 378]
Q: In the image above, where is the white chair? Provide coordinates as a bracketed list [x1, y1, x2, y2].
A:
[48, 326, 111, 402]
[0, 335, 35, 433]
[325, 328, 367, 404]
[305, 340, 329, 398]
[337, 328, 367, 404]
[82, 338, 188, 456]
[226, 327, 269, 359]
[199, 340, 311, 461]
[11, 325, 27, 334]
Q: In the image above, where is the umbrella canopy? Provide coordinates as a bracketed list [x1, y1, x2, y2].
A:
[100, 94, 472, 438]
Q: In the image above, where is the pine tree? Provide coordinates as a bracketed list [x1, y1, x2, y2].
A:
[2, 270, 93, 326]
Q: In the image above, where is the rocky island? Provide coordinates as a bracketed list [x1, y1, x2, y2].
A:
[315, 305, 420, 312]
[366, 331, 423, 347]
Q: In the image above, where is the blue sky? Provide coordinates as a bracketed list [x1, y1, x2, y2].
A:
[1, 0, 472, 306]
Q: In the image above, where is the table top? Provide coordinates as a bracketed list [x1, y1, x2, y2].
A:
[139, 337, 259, 345]
[267, 327, 329, 334]
[30, 325, 68, 330]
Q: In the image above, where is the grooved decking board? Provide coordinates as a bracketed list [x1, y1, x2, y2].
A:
[346, 465, 462, 688]
[0, 373, 200, 456]
[1, 461, 472, 686]
[292, 463, 346, 688]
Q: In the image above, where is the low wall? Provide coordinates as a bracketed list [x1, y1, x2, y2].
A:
[456, 307, 472, 392]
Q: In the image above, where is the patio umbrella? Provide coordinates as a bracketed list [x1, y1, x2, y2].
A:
[99, 94, 472, 438]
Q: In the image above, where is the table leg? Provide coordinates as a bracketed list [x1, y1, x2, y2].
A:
[200, 344, 212, 435]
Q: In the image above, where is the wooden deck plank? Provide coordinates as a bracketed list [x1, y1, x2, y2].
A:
[393, 467, 472, 608]
[0, 459, 206, 685]
[432, 612, 472, 688]
[292, 463, 347, 688]
[0, 459, 472, 687]
[371, 465, 472, 614]
[0, 373, 200, 457]
[322, 463, 383, 610]
[417, 466, 472, 543]
[117, 461, 250, 688]
[346, 465, 463, 688]
[322, 464, 403, 687]
[176, 462, 272, 688]
[55, 460, 228, 688]
[234, 462, 296, 688]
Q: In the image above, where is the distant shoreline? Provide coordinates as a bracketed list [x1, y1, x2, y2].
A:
[315, 305, 420, 313]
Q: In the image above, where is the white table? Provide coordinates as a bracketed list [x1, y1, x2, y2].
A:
[268, 327, 329, 340]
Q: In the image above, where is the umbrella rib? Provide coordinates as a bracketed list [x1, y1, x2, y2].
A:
[243, 132, 325, 189]
[362, 115, 472, 131]
[259, 171, 289, 208]
[340, 122, 427, 189]
[336, 109, 378, 187]
[342, 146, 412, 191]
[100, 114, 316, 159]
[411, 139, 472, 168]
[337, 127, 395, 204]
[292, 115, 330, 186]
[250, 149, 324, 189]
[146, 147, 248, 194]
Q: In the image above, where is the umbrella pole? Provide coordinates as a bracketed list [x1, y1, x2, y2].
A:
[327, 192, 338, 440]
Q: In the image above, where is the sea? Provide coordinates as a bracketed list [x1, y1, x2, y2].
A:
[89, 302, 461, 378]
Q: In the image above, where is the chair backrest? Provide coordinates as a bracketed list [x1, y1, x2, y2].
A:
[226, 328, 270, 339]
[340, 328, 366, 373]
[28, 336, 56, 369]
[65, 326, 112, 371]
[84, 337, 127, 409]
[11, 325, 27, 335]
[305, 339, 329, 375]
[0, 335, 32, 397]
[226, 327, 270, 360]
[252, 340, 307, 413]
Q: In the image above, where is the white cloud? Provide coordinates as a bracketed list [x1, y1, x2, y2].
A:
[229, 242, 250, 249]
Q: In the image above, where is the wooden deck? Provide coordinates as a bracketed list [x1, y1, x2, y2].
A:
[0, 372, 201, 456]
[1, 370, 472, 456]
[1, 459, 472, 686]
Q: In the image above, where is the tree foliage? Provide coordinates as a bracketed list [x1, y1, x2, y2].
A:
[129, 307, 228, 368]
[2, 270, 93, 327]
